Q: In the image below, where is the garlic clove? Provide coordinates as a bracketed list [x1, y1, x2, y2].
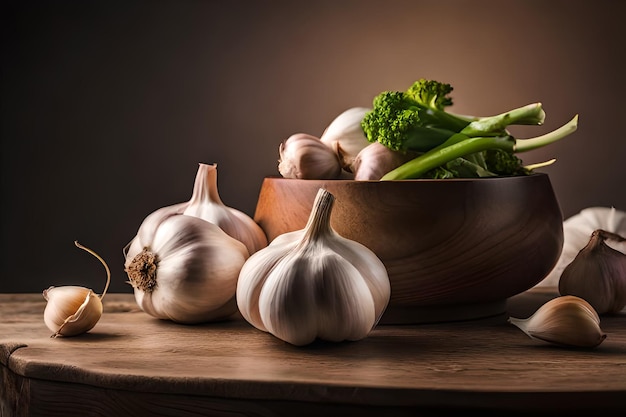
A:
[43, 286, 103, 337]
[42, 241, 111, 337]
[508, 295, 607, 348]
[537, 207, 626, 287]
[319, 107, 372, 172]
[352, 142, 418, 180]
[278, 133, 342, 179]
[558, 229, 626, 314]
[182, 163, 267, 255]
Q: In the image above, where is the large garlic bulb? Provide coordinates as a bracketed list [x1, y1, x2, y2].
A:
[537, 207, 626, 287]
[236, 188, 391, 346]
[319, 107, 371, 172]
[278, 133, 342, 179]
[124, 210, 249, 324]
[183, 163, 267, 255]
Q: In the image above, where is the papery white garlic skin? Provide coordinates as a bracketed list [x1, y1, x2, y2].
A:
[182, 163, 267, 255]
[278, 133, 342, 179]
[558, 229, 626, 314]
[508, 295, 606, 348]
[236, 188, 391, 346]
[125, 212, 249, 324]
[43, 286, 103, 337]
[538, 207, 626, 287]
[352, 142, 418, 180]
[319, 107, 371, 172]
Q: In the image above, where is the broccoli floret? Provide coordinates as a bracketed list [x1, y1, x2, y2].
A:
[361, 91, 465, 152]
[406, 78, 454, 111]
[483, 149, 527, 176]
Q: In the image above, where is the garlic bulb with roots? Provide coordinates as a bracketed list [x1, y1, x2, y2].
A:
[43, 241, 111, 337]
[319, 107, 371, 172]
[537, 207, 626, 287]
[278, 133, 342, 179]
[183, 163, 267, 255]
[558, 229, 626, 314]
[236, 188, 391, 346]
[124, 210, 249, 324]
[352, 142, 418, 180]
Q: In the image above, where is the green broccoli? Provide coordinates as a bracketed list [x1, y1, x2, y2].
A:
[360, 78, 578, 180]
[381, 115, 578, 180]
[361, 79, 546, 153]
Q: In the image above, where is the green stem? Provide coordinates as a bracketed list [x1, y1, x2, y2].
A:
[461, 103, 546, 136]
[381, 114, 579, 180]
[514, 114, 578, 152]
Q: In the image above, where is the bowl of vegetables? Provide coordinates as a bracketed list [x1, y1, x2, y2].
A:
[256, 79, 578, 324]
[254, 174, 564, 324]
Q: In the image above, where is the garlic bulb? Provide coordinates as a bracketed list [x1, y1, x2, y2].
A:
[278, 133, 342, 179]
[319, 107, 371, 172]
[538, 207, 626, 287]
[124, 210, 249, 323]
[183, 163, 267, 255]
[236, 188, 391, 346]
[558, 229, 626, 314]
[508, 295, 606, 348]
[43, 241, 111, 337]
[352, 142, 418, 180]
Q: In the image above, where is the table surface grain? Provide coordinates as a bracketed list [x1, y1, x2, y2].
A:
[1, 289, 626, 416]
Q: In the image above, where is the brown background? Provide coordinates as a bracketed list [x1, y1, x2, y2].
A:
[1, 0, 624, 293]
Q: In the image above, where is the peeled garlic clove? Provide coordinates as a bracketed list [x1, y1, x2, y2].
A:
[558, 229, 626, 314]
[278, 133, 342, 179]
[508, 295, 606, 348]
[182, 163, 268, 255]
[236, 188, 391, 346]
[43, 242, 111, 337]
[319, 107, 372, 172]
[352, 142, 418, 180]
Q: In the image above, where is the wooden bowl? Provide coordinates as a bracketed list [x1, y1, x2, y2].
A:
[253, 174, 563, 324]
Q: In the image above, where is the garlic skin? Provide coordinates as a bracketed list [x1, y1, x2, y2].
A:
[319, 107, 371, 172]
[508, 295, 606, 348]
[352, 142, 418, 180]
[124, 211, 249, 324]
[278, 133, 342, 179]
[236, 188, 391, 346]
[538, 207, 626, 287]
[558, 229, 626, 314]
[43, 241, 111, 337]
[183, 163, 267, 255]
[43, 286, 103, 337]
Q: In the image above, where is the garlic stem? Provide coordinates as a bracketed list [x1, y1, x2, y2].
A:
[299, 188, 334, 247]
[593, 229, 626, 244]
[189, 162, 222, 205]
[74, 241, 110, 300]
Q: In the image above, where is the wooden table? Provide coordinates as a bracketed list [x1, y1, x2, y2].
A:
[1, 289, 625, 417]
